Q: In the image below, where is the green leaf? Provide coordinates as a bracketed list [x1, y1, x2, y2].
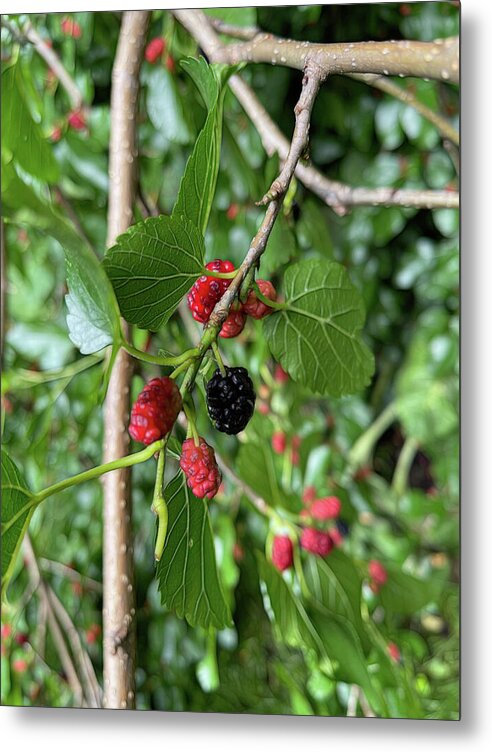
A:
[395, 324, 458, 444]
[303, 550, 370, 653]
[172, 60, 238, 236]
[204, 6, 257, 28]
[1, 63, 59, 183]
[258, 555, 333, 664]
[104, 215, 205, 331]
[1, 451, 34, 590]
[379, 566, 441, 616]
[145, 66, 193, 145]
[237, 442, 284, 509]
[65, 240, 121, 355]
[258, 555, 382, 713]
[263, 259, 374, 396]
[2, 162, 120, 355]
[156, 471, 231, 630]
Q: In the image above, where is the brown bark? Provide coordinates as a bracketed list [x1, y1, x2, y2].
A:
[172, 9, 459, 214]
[102, 10, 149, 710]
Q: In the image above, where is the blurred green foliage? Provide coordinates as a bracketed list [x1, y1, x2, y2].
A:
[1, 3, 458, 719]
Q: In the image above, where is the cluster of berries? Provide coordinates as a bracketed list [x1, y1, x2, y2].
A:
[187, 259, 277, 338]
[272, 431, 301, 465]
[271, 492, 344, 572]
[129, 365, 256, 499]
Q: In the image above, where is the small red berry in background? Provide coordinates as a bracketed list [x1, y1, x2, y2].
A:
[50, 125, 63, 143]
[387, 642, 401, 663]
[165, 54, 176, 74]
[368, 559, 388, 593]
[233, 542, 244, 563]
[61, 17, 82, 38]
[180, 437, 222, 499]
[271, 535, 294, 572]
[399, 4, 412, 16]
[274, 364, 289, 384]
[300, 528, 334, 557]
[1, 623, 12, 640]
[219, 309, 246, 338]
[71, 580, 83, 597]
[226, 203, 239, 221]
[145, 37, 165, 64]
[242, 280, 277, 320]
[12, 658, 28, 673]
[302, 486, 317, 505]
[67, 110, 87, 131]
[14, 632, 29, 646]
[258, 401, 270, 416]
[328, 527, 344, 547]
[86, 624, 101, 644]
[272, 431, 287, 454]
[311, 496, 342, 521]
[187, 259, 235, 323]
[291, 450, 300, 466]
[129, 377, 182, 445]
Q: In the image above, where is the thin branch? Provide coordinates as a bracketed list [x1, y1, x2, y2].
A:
[212, 32, 459, 85]
[207, 17, 259, 40]
[46, 587, 102, 708]
[173, 9, 459, 214]
[23, 536, 84, 707]
[208, 64, 322, 330]
[39, 558, 103, 594]
[349, 73, 459, 147]
[23, 21, 83, 110]
[102, 9, 150, 711]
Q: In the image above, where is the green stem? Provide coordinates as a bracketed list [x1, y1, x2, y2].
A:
[239, 264, 257, 303]
[152, 446, 168, 561]
[122, 341, 199, 367]
[2, 353, 104, 393]
[2, 440, 165, 535]
[183, 401, 200, 445]
[211, 341, 227, 376]
[391, 436, 419, 498]
[169, 359, 193, 380]
[346, 402, 397, 476]
[203, 269, 237, 280]
[254, 285, 287, 311]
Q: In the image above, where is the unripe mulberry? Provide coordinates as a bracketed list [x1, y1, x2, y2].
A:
[271, 535, 294, 572]
[242, 280, 277, 319]
[368, 559, 388, 587]
[129, 377, 182, 445]
[300, 528, 334, 557]
[179, 437, 221, 499]
[187, 259, 235, 323]
[145, 37, 165, 64]
[310, 496, 342, 521]
[219, 309, 246, 338]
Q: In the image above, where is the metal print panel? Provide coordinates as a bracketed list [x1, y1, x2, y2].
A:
[1, 2, 459, 719]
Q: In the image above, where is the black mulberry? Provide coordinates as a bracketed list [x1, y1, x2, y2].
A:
[206, 366, 256, 435]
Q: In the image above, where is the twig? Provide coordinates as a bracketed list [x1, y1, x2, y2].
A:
[102, 10, 150, 711]
[173, 10, 459, 214]
[207, 64, 322, 331]
[38, 558, 103, 594]
[23, 21, 83, 110]
[349, 73, 459, 147]
[46, 587, 102, 708]
[207, 17, 259, 40]
[23, 536, 85, 707]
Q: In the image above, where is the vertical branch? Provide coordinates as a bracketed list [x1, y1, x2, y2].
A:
[103, 10, 149, 710]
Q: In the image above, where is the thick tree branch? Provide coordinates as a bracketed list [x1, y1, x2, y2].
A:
[173, 9, 459, 214]
[212, 32, 459, 85]
[103, 10, 149, 711]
